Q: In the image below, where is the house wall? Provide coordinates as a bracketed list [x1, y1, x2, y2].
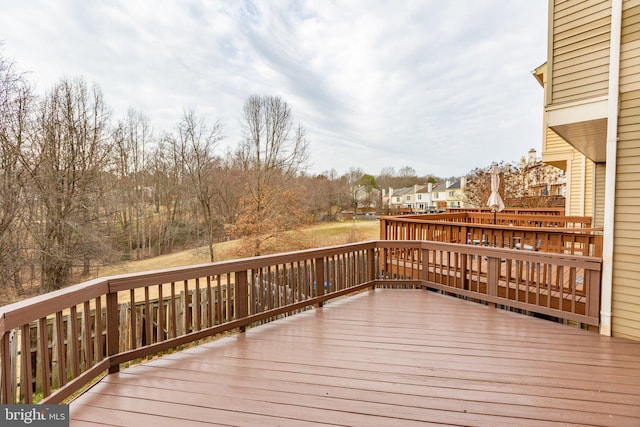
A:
[593, 162, 606, 228]
[542, 128, 594, 217]
[549, 0, 612, 105]
[612, 76, 640, 340]
[568, 150, 595, 217]
[545, 0, 640, 339]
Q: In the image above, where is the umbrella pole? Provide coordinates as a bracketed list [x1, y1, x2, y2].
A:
[493, 210, 496, 225]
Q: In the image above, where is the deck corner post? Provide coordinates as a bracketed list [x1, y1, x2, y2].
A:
[106, 291, 120, 374]
[235, 270, 249, 332]
[379, 218, 387, 240]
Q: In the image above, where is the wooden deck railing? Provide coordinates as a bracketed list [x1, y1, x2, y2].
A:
[446, 207, 566, 215]
[380, 214, 603, 257]
[0, 240, 601, 406]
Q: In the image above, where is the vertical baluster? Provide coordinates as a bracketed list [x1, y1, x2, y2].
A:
[20, 325, 32, 403]
[157, 284, 164, 342]
[303, 259, 308, 298]
[82, 301, 92, 370]
[170, 282, 177, 338]
[69, 306, 79, 378]
[144, 287, 151, 345]
[95, 297, 103, 361]
[206, 276, 213, 327]
[267, 264, 278, 310]
[129, 289, 136, 349]
[54, 311, 65, 387]
[215, 276, 222, 325]
[225, 273, 232, 322]
[570, 267, 577, 314]
[194, 278, 201, 331]
[535, 261, 542, 306]
[37, 317, 51, 398]
[295, 262, 300, 301]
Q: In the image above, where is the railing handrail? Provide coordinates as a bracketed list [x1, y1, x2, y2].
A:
[378, 213, 597, 230]
[0, 240, 600, 335]
[0, 241, 378, 335]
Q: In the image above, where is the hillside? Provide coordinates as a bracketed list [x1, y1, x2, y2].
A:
[85, 220, 379, 280]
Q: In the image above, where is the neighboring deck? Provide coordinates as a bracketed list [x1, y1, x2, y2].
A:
[70, 289, 640, 426]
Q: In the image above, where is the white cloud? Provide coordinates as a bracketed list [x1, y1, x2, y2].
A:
[0, 0, 548, 177]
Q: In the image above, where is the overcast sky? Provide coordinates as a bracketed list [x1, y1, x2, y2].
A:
[0, 0, 548, 178]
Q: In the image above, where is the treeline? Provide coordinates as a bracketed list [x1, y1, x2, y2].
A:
[0, 55, 438, 299]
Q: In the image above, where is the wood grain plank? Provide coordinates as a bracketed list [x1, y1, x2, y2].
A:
[70, 289, 640, 426]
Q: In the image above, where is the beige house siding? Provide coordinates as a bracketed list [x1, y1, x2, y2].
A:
[584, 159, 594, 217]
[620, 4, 640, 92]
[566, 151, 595, 217]
[612, 87, 640, 340]
[550, 0, 611, 104]
[542, 129, 594, 217]
[593, 163, 606, 228]
[544, 127, 572, 156]
[541, 0, 640, 340]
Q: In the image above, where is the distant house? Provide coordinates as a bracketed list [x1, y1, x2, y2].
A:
[382, 186, 418, 213]
[352, 185, 380, 214]
[506, 149, 566, 208]
[433, 178, 467, 209]
[383, 179, 466, 213]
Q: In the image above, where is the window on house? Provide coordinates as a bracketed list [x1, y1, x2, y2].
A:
[396, 197, 401, 202]
[417, 195, 422, 200]
[449, 191, 454, 197]
[406, 195, 411, 201]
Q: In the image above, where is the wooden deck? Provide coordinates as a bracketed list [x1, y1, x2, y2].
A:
[69, 289, 640, 426]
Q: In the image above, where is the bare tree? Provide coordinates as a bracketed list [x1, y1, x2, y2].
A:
[148, 133, 187, 256]
[23, 77, 112, 291]
[112, 109, 153, 260]
[175, 109, 224, 261]
[229, 95, 309, 256]
[0, 53, 33, 297]
[465, 159, 565, 209]
[464, 165, 496, 208]
[344, 167, 364, 214]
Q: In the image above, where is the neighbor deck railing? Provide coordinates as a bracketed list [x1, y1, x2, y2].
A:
[380, 214, 603, 257]
[0, 240, 601, 405]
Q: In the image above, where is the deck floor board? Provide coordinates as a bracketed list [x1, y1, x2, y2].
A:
[70, 289, 640, 426]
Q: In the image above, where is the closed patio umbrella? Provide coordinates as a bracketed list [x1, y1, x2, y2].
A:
[487, 164, 504, 224]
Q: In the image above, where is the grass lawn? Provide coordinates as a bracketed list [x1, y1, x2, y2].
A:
[90, 219, 379, 279]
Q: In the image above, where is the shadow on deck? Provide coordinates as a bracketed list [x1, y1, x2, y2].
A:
[70, 289, 640, 426]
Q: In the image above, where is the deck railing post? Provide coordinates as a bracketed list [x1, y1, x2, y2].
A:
[315, 257, 325, 307]
[379, 218, 387, 240]
[586, 267, 602, 332]
[367, 248, 376, 290]
[1, 331, 12, 403]
[106, 291, 120, 374]
[235, 271, 248, 332]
